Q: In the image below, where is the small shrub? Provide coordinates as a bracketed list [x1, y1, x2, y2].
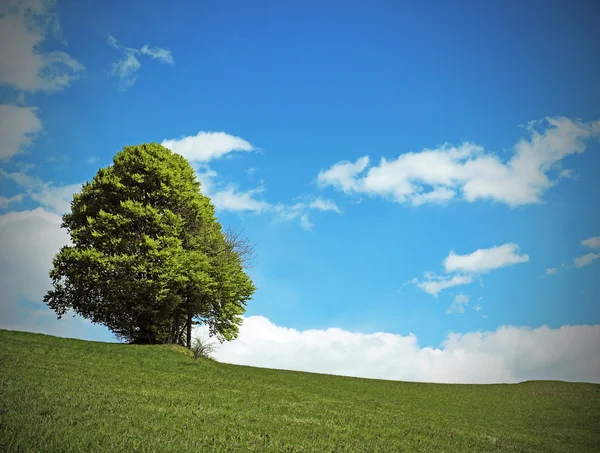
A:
[191, 337, 216, 359]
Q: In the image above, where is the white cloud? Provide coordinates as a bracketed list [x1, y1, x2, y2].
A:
[193, 316, 600, 384]
[446, 293, 470, 314]
[0, 193, 24, 208]
[546, 267, 560, 276]
[472, 304, 482, 312]
[308, 197, 342, 213]
[581, 236, 600, 249]
[110, 49, 141, 91]
[411, 274, 473, 298]
[413, 243, 528, 297]
[161, 131, 255, 163]
[318, 117, 600, 207]
[108, 35, 173, 91]
[161, 131, 340, 229]
[0, 0, 84, 92]
[443, 243, 529, 274]
[0, 208, 68, 304]
[574, 252, 600, 268]
[546, 235, 600, 274]
[0, 104, 43, 160]
[1, 207, 597, 385]
[573, 235, 600, 268]
[411, 187, 456, 206]
[269, 198, 341, 231]
[559, 168, 576, 179]
[140, 44, 174, 64]
[206, 189, 341, 232]
[1, 169, 82, 214]
[0, 208, 113, 341]
[210, 185, 271, 213]
[317, 156, 369, 193]
[29, 182, 82, 214]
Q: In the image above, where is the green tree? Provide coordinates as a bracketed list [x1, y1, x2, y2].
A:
[43, 143, 256, 347]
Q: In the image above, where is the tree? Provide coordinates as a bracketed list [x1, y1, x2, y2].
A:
[43, 143, 256, 347]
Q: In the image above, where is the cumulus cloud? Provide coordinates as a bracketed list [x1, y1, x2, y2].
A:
[443, 243, 530, 274]
[193, 315, 600, 384]
[0, 104, 43, 160]
[317, 117, 600, 207]
[108, 35, 173, 91]
[412, 243, 529, 297]
[0, 208, 68, 304]
[1, 208, 597, 385]
[0, 208, 113, 341]
[162, 131, 255, 163]
[0, 0, 84, 92]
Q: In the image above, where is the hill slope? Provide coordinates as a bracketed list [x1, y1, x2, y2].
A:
[0, 329, 598, 452]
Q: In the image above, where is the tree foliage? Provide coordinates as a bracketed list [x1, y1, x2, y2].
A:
[44, 143, 256, 346]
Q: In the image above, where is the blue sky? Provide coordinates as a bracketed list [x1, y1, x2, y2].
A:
[1, 0, 599, 383]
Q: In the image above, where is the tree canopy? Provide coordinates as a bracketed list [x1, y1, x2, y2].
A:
[44, 143, 256, 347]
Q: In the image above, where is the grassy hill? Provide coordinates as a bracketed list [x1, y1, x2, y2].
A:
[0, 329, 598, 452]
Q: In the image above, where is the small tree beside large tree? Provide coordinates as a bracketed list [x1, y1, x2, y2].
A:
[43, 143, 256, 347]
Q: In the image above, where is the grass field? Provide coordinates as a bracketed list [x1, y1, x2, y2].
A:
[0, 329, 598, 452]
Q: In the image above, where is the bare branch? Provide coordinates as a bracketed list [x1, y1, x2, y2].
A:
[223, 226, 256, 269]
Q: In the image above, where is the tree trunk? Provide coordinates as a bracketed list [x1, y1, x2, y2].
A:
[186, 307, 192, 349]
[177, 323, 187, 346]
[171, 311, 180, 345]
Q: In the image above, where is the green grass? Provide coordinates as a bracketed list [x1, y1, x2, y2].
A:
[0, 329, 598, 452]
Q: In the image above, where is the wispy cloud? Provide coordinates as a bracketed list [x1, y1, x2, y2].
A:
[547, 234, 600, 274]
[545, 266, 562, 276]
[318, 117, 600, 208]
[444, 243, 529, 274]
[0, 193, 24, 208]
[581, 236, 600, 250]
[574, 235, 600, 268]
[0, 169, 81, 215]
[206, 182, 341, 232]
[412, 243, 529, 297]
[446, 293, 470, 314]
[108, 35, 173, 91]
[0, 0, 84, 92]
[574, 252, 600, 268]
[140, 44, 174, 64]
[162, 131, 341, 230]
[411, 274, 473, 298]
